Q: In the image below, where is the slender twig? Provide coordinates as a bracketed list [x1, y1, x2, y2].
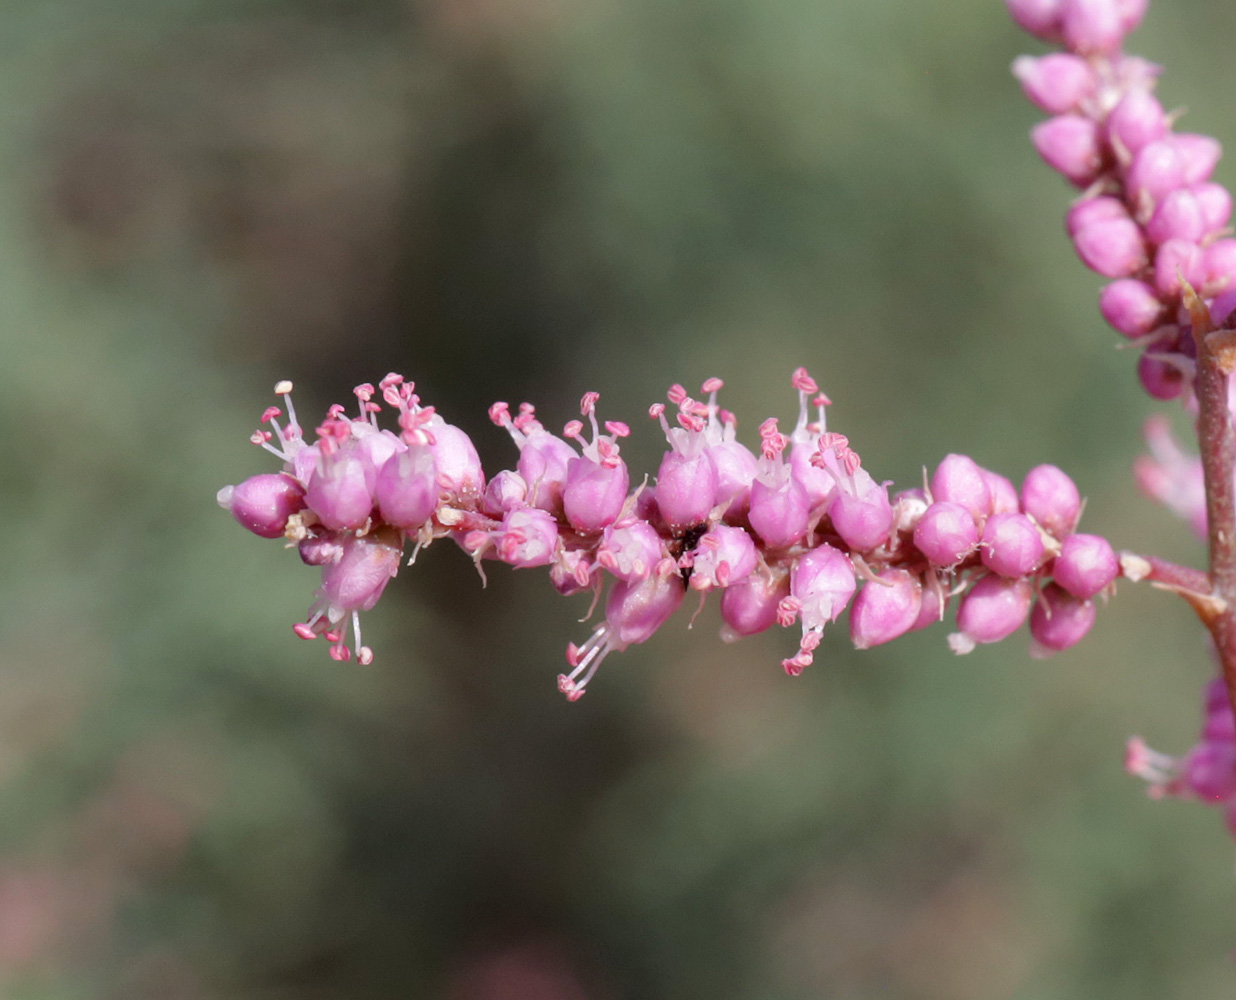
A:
[1184, 283, 1236, 716]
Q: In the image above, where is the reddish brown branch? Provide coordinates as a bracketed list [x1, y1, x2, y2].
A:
[1184, 284, 1236, 716]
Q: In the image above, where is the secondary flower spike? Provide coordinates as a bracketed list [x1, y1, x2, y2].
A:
[220, 371, 1120, 696]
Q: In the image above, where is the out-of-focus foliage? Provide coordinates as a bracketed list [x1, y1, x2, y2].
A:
[3, 0, 1236, 996]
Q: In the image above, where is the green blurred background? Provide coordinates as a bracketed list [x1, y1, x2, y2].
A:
[4, 0, 1236, 996]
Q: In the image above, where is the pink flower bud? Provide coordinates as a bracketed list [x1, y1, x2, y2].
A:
[829, 469, 894, 551]
[219, 473, 305, 538]
[749, 473, 811, 550]
[495, 508, 560, 568]
[558, 574, 685, 700]
[483, 470, 529, 516]
[1060, 0, 1125, 53]
[849, 569, 923, 649]
[1053, 532, 1119, 598]
[1099, 279, 1166, 337]
[981, 469, 1021, 515]
[1065, 196, 1128, 237]
[597, 520, 665, 583]
[708, 439, 758, 517]
[1192, 182, 1232, 233]
[689, 524, 758, 590]
[1012, 53, 1096, 113]
[375, 445, 438, 529]
[655, 450, 718, 531]
[306, 451, 376, 531]
[720, 571, 789, 642]
[1031, 115, 1103, 185]
[1105, 89, 1168, 154]
[1145, 188, 1206, 245]
[1137, 342, 1186, 400]
[1153, 238, 1203, 298]
[1073, 217, 1147, 277]
[1020, 464, 1080, 537]
[1006, 0, 1063, 38]
[950, 576, 1034, 654]
[318, 534, 401, 615]
[429, 420, 485, 498]
[913, 501, 980, 567]
[1201, 238, 1236, 292]
[980, 512, 1045, 577]
[563, 455, 630, 534]
[931, 454, 992, 518]
[1127, 140, 1184, 207]
[1029, 582, 1097, 655]
[783, 544, 857, 674]
[517, 433, 578, 513]
[1169, 133, 1222, 186]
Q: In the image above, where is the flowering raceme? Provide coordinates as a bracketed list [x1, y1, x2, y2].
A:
[219, 369, 1120, 698]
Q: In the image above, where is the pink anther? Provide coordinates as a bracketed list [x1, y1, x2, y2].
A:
[354, 383, 375, 402]
[791, 367, 818, 394]
[667, 384, 688, 405]
[813, 393, 832, 408]
[776, 596, 801, 627]
[676, 411, 706, 433]
[563, 419, 584, 440]
[701, 377, 724, 393]
[326, 403, 346, 420]
[580, 391, 600, 415]
[324, 629, 343, 643]
[261, 406, 281, 423]
[719, 409, 736, 427]
[379, 373, 404, 390]
[357, 647, 374, 665]
[840, 450, 862, 475]
[565, 643, 583, 668]
[329, 644, 350, 662]
[250, 430, 272, 445]
[605, 420, 630, 437]
[649, 403, 666, 419]
[489, 401, 511, 426]
[820, 432, 849, 451]
[293, 623, 317, 640]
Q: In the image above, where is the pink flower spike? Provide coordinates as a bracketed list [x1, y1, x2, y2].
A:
[1029, 583, 1097, 657]
[1053, 533, 1119, 598]
[949, 576, 1034, 655]
[849, 569, 923, 650]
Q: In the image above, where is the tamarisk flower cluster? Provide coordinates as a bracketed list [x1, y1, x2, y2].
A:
[219, 369, 1120, 699]
[1009, 0, 1236, 404]
[1009, 0, 1236, 849]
